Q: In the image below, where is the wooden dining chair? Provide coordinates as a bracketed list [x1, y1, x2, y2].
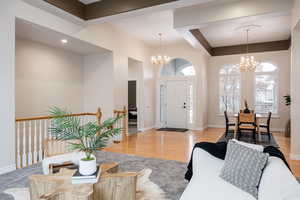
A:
[259, 112, 272, 140]
[224, 111, 235, 137]
[237, 112, 257, 143]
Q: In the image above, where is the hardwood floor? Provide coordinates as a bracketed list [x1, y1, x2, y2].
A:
[104, 128, 300, 178]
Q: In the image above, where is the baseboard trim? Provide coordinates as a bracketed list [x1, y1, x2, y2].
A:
[140, 126, 155, 132]
[190, 127, 205, 131]
[290, 153, 300, 160]
[0, 164, 16, 175]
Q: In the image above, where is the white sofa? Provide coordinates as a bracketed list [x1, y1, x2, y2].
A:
[180, 147, 300, 200]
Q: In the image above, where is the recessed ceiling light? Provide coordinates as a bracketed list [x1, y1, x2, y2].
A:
[61, 39, 68, 44]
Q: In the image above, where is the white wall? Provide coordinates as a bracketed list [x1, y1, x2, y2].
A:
[291, 0, 300, 158]
[208, 50, 291, 131]
[155, 42, 209, 130]
[15, 0, 155, 127]
[83, 53, 114, 118]
[15, 38, 84, 117]
[0, 0, 16, 174]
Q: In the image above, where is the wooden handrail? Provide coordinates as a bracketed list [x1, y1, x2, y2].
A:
[15, 112, 97, 122]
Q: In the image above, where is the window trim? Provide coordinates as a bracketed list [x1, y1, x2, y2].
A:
[218, 65, 241, 114]
[253, 62, 279, 115]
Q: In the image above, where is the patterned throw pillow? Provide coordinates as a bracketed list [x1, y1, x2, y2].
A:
[219, 140, 269, 199]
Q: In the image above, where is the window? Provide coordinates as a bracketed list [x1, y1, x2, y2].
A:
[161, 58, 196, 77]
[254, 62, 278, 114]
[219, 65, 241, 113]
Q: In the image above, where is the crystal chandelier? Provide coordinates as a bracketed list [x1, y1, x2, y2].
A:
[237, 29, 259, 72]
[151, 33, 170, 65]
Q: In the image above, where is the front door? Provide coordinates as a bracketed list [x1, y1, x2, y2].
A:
[166, 80, 188, 128]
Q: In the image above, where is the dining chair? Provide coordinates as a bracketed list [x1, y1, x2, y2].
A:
[224, 111, 235, 137]
[237, 112, 257, 143]
[259, 112, 272, 140]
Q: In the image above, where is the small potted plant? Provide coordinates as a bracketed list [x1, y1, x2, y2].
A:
[243, 100, 251, 113]
[49, 107, 123, 175]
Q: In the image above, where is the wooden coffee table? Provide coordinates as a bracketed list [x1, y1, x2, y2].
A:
[28, 163, 137, 200]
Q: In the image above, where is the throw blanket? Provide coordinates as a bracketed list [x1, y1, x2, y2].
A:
[185, 142, 290, 181]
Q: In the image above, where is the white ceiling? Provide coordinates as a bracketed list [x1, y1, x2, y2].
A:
[78, 0, 101, 5]
[16, 18, 109, 55]
[200, 14, 292, 47]
[111, 10, 185, 47]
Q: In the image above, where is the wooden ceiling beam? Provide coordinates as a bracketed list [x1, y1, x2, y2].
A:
[211, 39, 291, 56]
[189, 29, 213, 56]
[44, 0, 179, 20]
[190, 29, 291, 56]
[44, 0, 85, 19]
[85, 0, 179, 20]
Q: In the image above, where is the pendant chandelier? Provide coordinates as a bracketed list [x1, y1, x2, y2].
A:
[151, 33, 170, 65]
[237, 28, 259, 72]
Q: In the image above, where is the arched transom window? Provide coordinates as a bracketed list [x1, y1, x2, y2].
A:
[254, 62, 278, 114]
[161, 58, 196, 77]
[219, 65, 241, 113]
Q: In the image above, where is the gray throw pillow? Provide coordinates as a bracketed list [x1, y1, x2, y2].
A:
[219, 140, 269, 199]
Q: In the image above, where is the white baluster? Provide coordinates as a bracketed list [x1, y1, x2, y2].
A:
[16, 122, 21, 168]
[44, 119, 47, 140]
[39, 120, 43, 161]
[28, 121, 32, 165]
[22, 121, 27, 168]
[33, 120, 38, 163]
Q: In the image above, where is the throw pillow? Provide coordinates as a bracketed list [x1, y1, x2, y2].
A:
[219, 140, 269, 199]
[231, 139, 264, 152]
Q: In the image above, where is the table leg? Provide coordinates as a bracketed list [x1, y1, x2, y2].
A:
[234, 118, 238, 139]
[257, 118, 260, 140]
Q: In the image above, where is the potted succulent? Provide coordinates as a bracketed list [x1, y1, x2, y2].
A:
[49, 107, 123, 175]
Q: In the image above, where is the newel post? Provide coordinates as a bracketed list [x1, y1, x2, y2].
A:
[123, 106, 128, 137]
[96, 108, 102, 126]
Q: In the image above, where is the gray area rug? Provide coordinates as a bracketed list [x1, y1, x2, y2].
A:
[218, 131, 279, 148]
[0, 151, 188, 200]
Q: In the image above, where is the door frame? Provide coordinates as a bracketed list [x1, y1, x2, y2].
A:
[156, 76, 197, 129]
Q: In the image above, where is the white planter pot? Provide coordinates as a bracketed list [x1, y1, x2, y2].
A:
[79, 158, 97, 176]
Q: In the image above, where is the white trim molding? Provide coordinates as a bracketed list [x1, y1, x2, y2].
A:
[0, 164, 16, 175]
[139, 126, 155, 132]
[290, 153, 300, 161]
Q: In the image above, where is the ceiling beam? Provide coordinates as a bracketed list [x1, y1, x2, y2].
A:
[190, 28, 290, 56]
[85, 0, 179, 20]
[44, 0, 85, 19]
[189, 29, 213, 56]
[43, 0, 180, 20]
[211, 39, 291, 56]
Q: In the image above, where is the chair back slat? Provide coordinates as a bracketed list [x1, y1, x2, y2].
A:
[267, 112, 272, 125]
[224, 111, 229, 123]
[238, 113, 256, 124]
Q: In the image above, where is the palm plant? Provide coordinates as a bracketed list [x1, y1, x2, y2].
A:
[49, 107, 123, 161]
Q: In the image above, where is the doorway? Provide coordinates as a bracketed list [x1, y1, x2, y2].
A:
[157, 58, 196, 130]
[128, 80, 138, 134]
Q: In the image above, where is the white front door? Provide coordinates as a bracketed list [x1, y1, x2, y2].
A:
[166, 80, 188, 128]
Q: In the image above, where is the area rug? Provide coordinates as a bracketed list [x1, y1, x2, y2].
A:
[157, 128, 188, 132]
[0, 151, 188, 200]
[218, 131, 279, 148]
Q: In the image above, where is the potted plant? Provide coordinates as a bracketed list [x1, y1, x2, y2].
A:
[243, 100, 250, 113]
[49, 107, 123, 175]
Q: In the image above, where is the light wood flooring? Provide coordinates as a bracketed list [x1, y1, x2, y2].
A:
[104, 128, 300, 178]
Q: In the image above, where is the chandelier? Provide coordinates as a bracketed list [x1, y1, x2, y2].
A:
[236, 28, 259, 72]
[151, 33, 170, 65]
